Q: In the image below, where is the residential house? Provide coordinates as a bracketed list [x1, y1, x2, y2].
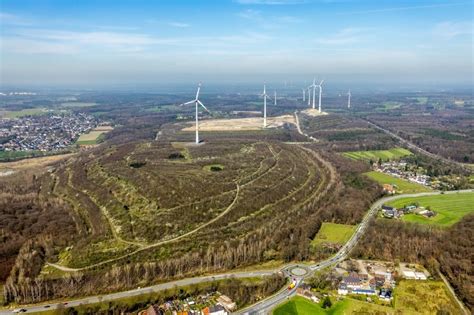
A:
[146, 305, 163, 315]
[209, 305, 227, 315]
[337, 283, 349, 295]
[217, 295, 236, 312]
[343, 272, 362, 289]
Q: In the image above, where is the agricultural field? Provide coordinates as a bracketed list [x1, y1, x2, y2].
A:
[76, 126, 113, 145]
[311, 223, 356, 249]
[387, 192, 474, 227]
[0, 107, 46, 118]
[394, 280, 461, 314]
[60, 102, 97, 107]
[364, 171, 431, 194]
[343, 147, 412, 161]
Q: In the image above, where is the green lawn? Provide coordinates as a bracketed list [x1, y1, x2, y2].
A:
[273, 296, 326, 315]
[273, 296, 394, 315]
[394, 280, 461, 314]
[1, 108, 46, 118]
[364, 171, 431, 194]
[343, 147, 412, 161]
[311, 223, 356, 248]
[387, 192, 474, 227]
[0, 150, 49, 162]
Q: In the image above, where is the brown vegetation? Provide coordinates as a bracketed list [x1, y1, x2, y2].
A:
[352, 216, 474, 311]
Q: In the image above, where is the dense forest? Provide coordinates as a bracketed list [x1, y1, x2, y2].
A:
[0, 171, 76, 282]
[352, 216, 474, 310]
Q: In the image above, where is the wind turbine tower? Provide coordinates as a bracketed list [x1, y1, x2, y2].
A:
[347, 90, 351, 109]
[307, 87, 311, 107]
[261, 84, 272, 128]
[302, 88, 306, 102]
[274, 91, 277, 106]
[308, 79, 318, 109]
[317, 80, 324, 113]
[180, 83, 209, 144]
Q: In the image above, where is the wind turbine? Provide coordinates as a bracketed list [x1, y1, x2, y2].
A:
[302, 88, 306, 102]
[307, 87, 311, 107]
[180, 83, 209, 144]
[274, 90, 277, 106]
[260, 84, 272, 128]
[308, 78, 318, 109]
[317, 80, 324, 112]
[347, 89, 351, 109]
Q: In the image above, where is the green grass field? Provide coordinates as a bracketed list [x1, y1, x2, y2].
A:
[60, 102, 97, 107]
[387, 192, 474, 227]
[0, 150, 48, 162]
[76, 130, 107, 145]
[343, 147, 412, 161]
[273, 280, 459, 315]
[273, 296, 394, 315]
[394, 280, 461, 314]
[1, 108, 46, 118]
[364, 171, 431, 194]
[273, 296, 325, 315]
[311, 223, 356, 248]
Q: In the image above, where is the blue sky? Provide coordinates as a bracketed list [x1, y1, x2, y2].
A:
[0, 0, 472, 87]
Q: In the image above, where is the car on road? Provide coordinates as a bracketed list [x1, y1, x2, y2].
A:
[44, 305, 50, 308]
[12, 309, 27, 313]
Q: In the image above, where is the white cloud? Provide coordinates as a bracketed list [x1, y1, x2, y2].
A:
[315, 28, 367, 45]
[433, 21, 473, 38]
[237, 9, 303, 29]
[0, 12, 32, 26]
[3, 28, 273, 55]
[168, 22, 190, 28]
[340, 2, 470, 15]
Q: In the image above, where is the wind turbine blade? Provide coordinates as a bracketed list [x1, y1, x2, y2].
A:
[180, 100, 195, 106]
[197, 100, 210, 113]
[195, 83, 201, 100]
[320, 80, 324, 85]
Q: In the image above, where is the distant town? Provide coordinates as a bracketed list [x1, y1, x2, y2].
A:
[0, 112, 97, 152]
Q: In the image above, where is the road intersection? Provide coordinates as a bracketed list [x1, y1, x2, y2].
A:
[2, 189, 470, 315]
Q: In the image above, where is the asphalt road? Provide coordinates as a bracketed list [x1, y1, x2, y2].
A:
[3, 189, 471, 315]
[365, 120, 471, 172]
[237, 189, 472, 314]
[2, 112, 470, 314]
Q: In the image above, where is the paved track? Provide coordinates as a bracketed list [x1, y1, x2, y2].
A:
[3, 189, 470, 314]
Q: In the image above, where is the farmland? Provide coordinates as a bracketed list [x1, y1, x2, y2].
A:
[0, 107, 46, 118]
[387, 192, 474, 227]
[364, 171, 431, 194]
[76, 126, 113, 145]
[343, 147, 412, 161]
